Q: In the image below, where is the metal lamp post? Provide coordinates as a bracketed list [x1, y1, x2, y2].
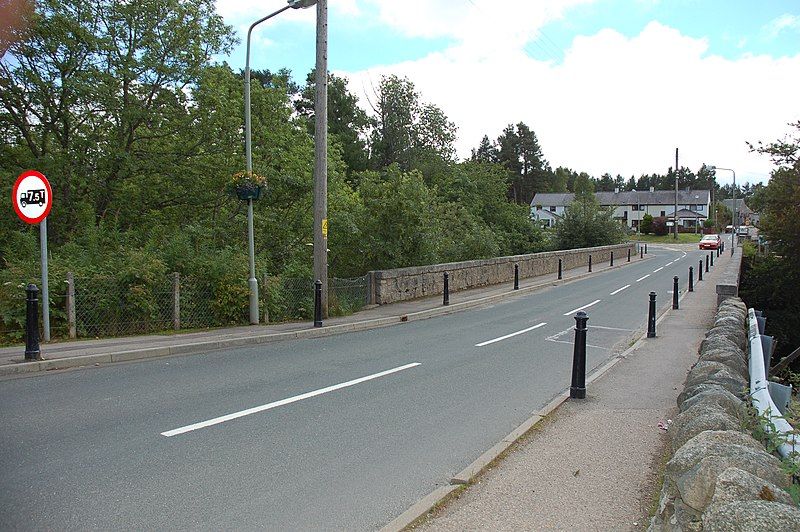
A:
[711, 166, 736, 250]
[244, 0, 317, 324]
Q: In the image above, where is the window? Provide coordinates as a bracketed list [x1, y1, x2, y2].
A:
[661, 211, 666, 217]
[549, 206, 556, 212]
[631, 205, 639, 211]
[696, 205, 704, 212]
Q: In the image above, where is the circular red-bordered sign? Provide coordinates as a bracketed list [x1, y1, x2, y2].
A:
[12, 170, 53, 224]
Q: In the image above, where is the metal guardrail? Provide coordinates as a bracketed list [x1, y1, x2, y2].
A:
[747, 307, 799, 460]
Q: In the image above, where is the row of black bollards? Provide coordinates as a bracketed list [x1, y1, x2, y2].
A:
[571, 245, 722, 399]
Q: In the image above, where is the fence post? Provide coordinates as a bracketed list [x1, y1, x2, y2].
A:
[673, 276, 679, 310]
[314, 280, 323, 327]
[514, 264, 519, 290]
[689, 266, 694, 292]
[66, 272, 76, 339]
[647, 291, 657, 338]
[25, 284, 41, 360]
[570, 311, 588, 399]
[172, 272, 180, 331]
[443, 272, 450, 306]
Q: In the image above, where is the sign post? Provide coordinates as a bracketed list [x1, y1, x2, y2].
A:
[12, 170, 53, 342]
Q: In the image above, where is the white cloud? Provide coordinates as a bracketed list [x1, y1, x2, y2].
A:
[764, 13, 800, 38]
[339, 20, 800, 185]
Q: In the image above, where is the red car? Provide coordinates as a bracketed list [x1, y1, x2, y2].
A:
[699, 234, 721, 250]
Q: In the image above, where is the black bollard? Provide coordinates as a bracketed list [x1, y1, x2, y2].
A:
[25, 284, 41, 361]
[570, 311, 588, 399]
[710, 250, 714, 267]
[610, 252, 614, 267]
[640, 247, 644, 259]
[645, 244, 648, 254]
[443, 272, 450, 306]
[558, 258, 562, 280]
[628, 249, 631, 262]
[705, 254, 709, 273]
[589, 255, 592, 273]
[313, 280, 323, 327]
[514, 264, 519, 290]
[689, 266, 694, 292]
[647, 291, 657, 338]
[673, 276, 679, 310]
[698, 260, 703, 281]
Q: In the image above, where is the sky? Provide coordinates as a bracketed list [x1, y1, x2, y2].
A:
[214, 0, 800, 186]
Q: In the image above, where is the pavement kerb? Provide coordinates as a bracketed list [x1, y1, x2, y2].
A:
[0, 256, 649, 378]
[381, 250, 725, 532]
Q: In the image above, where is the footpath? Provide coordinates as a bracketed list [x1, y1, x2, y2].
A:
[0, 248, 652, 377]
[394, 246, 733, 531]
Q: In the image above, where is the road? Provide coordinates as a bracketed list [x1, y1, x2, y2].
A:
[0, 245, 708, 530]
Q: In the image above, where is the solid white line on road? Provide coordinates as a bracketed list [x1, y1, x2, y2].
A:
[609, 284, 631, 296]
[475, 322, 547, 347]
[589, 325, 635, 332]
[563, 299, 601, 316]
[636, 274, 651, 282]
[653, 267, 664, 273]
[161, 362, 422, 437]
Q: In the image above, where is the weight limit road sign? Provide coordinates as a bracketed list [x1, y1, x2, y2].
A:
[12, 170, 52, 224]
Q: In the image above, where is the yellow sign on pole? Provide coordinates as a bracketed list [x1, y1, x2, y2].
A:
[322, 218, 328, 238]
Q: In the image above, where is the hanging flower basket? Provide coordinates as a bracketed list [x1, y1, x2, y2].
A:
[230, 171, 267, 201]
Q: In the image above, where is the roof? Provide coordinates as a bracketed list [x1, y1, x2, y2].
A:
[674, 208, 705, 219]
[722, 199, 752, 215]
[531, 190, 711, 207]
[532, 208, 563, 220]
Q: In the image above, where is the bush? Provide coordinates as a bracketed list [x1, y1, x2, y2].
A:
[640, 213, 654, 234]
[652, 216, 669, 236]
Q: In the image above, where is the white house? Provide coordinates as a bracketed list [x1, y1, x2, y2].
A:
[531, 188, 711, 230]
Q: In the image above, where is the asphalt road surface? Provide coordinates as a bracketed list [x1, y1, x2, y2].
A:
[0, 245, 707, 530]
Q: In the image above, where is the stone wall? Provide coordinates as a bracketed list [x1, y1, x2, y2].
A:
[368, 243, 636, 305]
[649, 298, 800, 531]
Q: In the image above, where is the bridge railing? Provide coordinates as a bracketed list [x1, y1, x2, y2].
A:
[747, 307, 799, 461]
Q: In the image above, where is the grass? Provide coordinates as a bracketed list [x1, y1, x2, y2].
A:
[630, 233, 703, 244]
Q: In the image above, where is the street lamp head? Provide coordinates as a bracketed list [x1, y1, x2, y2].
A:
[288, 0, 317, 8]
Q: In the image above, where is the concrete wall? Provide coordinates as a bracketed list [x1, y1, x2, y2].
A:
[368, 243, 636, 305]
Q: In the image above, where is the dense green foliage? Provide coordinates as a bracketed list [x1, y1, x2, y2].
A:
[740, 121, 800, 366]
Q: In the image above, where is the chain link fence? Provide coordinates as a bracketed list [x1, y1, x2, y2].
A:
[0, 272, 371, 345]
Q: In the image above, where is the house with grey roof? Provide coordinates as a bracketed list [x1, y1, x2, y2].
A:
[531, 188, 711, 230]
[722, 198, 757, 226]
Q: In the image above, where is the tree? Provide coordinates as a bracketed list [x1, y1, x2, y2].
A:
[554, 175, 626, 249]
[368, 75, 456, 174]
[0, 0, 237, 240]
[470, 135, 498, 163]
[640, 213, 654, 234]
[495, 122, 551, 204]
[296, 71, 371, 180]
